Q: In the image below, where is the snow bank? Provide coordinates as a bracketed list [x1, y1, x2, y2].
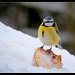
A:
[0, 22, 75, 73]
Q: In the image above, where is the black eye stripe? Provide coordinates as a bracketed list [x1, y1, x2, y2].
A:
[49, 21, 52, 23]
[41, 23, 50, 27]
[45, 21, 54, 23]
[41, 21, 55, 27]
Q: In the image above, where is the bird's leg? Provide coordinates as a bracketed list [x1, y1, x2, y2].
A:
[55, 45, 58, 48]
[40, 45, 44, 49]
[49, 46, 52, 52]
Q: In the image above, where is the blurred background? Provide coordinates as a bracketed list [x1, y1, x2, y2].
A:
[0, 2, 75, 55]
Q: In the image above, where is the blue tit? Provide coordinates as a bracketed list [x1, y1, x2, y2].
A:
[38, 16, 63, 51]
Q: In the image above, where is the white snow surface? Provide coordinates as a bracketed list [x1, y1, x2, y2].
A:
[0, 22, 75, 73]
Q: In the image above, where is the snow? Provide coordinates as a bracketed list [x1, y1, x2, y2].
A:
[0, 21, 75, 73]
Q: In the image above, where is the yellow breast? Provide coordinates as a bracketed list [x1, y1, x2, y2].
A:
[38, 26, 60, 46]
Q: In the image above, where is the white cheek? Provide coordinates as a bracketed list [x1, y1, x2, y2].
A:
[45, 23, 53, 27]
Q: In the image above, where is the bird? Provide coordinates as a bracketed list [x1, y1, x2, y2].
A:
[38, 16, 63, 51]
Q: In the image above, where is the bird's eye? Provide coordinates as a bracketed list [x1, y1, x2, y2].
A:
[47, 21, 50, 23]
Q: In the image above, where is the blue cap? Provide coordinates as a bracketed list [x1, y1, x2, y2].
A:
[44, 16, 52, 20]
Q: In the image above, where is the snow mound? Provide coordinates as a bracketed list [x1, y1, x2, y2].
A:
[0, 22, 75, 73]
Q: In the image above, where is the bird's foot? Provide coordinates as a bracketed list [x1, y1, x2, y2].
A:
[40, 45, 44, 49]
[48, 48, 52, 53]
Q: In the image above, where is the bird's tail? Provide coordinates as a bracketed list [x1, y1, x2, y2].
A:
[56, 43, 63, 50]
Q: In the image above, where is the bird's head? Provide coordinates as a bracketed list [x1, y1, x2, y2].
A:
[41, 16, 55, 27]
